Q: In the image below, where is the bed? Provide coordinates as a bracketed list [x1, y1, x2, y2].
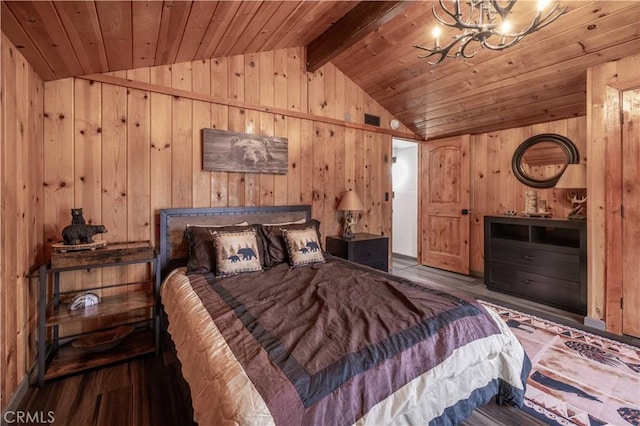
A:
[158, 205, 531, 425]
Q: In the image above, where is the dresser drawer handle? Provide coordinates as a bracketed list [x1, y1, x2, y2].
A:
[523, 255, 535, 261]
[522, 279, 536, 285]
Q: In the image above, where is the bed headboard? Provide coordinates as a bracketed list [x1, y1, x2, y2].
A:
[159, 205, 312, 276]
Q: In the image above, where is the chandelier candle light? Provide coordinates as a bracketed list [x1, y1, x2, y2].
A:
[414, 0, 567, 64]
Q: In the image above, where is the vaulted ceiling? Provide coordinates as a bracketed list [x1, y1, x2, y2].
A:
[2, 1, 639, 141]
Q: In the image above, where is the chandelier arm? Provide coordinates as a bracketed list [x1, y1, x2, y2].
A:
[458, 36, 480, 58]
[524, 4, 568, 32]
[433, 0, 487, 30]
[500, 4, 567, 40]
[481, 35, 524, 51]
[481, 3, 566, 48]
[433, 0, 460, 27]
[451, 0, 477, 27]
[509, 7, 555, 36]
[482, 6, 565, 51]
[467, 1, 480, 26]
[489, 0, 517, 20]
[414, 34, 475, 64]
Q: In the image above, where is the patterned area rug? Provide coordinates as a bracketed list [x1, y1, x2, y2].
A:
[480, 301, 640, 426]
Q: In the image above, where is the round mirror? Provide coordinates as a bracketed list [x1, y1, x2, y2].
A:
[512, 134, 579, 188]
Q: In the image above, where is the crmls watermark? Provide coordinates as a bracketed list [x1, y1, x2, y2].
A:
[3, 411, 55, 424]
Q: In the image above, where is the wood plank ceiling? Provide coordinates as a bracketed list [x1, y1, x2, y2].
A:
[2, 0, 640, 141]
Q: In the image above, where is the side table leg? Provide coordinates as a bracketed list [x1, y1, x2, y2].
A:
[38, 264, 47, 386]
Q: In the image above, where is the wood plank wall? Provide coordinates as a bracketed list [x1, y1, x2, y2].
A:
[42, 47, 397, 253]
[468, 116, 587, 275]
[1, 32, 44, 410]
[40, 47, 397, 343]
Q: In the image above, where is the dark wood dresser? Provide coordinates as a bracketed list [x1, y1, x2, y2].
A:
[326, 233, 389, 271]
[484, 216, 587, 315]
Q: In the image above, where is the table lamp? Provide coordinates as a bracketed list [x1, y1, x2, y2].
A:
[555, 163, 587, 220]
[337, 190, 364, 239]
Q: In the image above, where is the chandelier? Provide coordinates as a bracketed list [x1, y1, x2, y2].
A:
[414, 0, 567, 64]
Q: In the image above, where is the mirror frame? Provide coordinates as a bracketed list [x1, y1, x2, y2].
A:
[512, 133, 579, 188]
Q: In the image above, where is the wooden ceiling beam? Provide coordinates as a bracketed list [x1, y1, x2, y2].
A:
[305, 1, 410, 73]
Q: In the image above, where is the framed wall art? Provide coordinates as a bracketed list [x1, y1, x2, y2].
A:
[202, 128, 288, 174]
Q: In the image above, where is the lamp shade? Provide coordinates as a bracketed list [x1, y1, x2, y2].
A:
[337, 190, 364, 211]
[555, 164, 586, 189]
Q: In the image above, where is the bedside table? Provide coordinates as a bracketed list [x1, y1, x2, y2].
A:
[38, 241, 160, 386]
[326, 233, 389, 271]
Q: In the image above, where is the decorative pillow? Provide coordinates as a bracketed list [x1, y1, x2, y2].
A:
[184, 224, 267, 274]
[212, 230, 263, 276]
[261, 219, 322, 266]
[282, 227, 325, 267]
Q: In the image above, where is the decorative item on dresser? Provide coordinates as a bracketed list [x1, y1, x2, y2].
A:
[524, 189, 538, 214]
[326, 233, 389, 271]
[484, 215, 587, 315]
[336, 190, 365, 239]
[555, 163, 587, 220]
[37, 241, 160, 386]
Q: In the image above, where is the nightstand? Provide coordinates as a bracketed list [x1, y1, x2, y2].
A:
[326, 233, 389, 271]
[38, 241, 160, 385]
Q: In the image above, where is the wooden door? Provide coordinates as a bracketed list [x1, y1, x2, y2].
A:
[622, 88, 640, 337]
[419, 135, 471, 274]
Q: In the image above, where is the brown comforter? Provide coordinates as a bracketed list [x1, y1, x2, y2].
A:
[161, 256, 530, 425]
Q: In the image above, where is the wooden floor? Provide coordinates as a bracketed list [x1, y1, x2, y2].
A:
[391, 256, 584, 325]
[19, 335, 195, 426]
[19, 257, 636, 425]
[392, 256, 640, 347]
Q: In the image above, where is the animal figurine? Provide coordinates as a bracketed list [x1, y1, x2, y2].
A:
[70, 208, 86, 224]
[62, 224, 107, 245]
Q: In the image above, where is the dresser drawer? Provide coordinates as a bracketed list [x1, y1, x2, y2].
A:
[489, 262, 582, 313]
[350, 240, 387, 264]
[490, 243, 580, 280]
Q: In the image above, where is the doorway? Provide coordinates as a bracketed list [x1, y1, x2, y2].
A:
[419, 135, 471, 275]
[605, 83, 640, 338]
[391, 139, 418, 263]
